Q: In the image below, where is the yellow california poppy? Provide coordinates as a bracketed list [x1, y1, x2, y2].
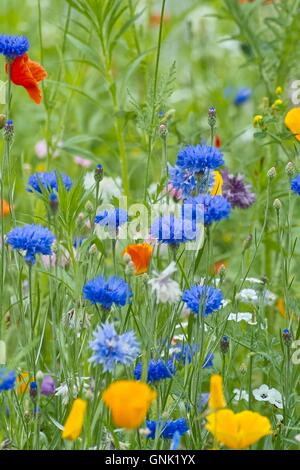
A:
[208, 374, 226, 411]
[102, 380, 157, 429]
[211, 171, 223, 196]
[206, 409, 272, 449]
[284, 108, 300, 142]
[62, 398, 87, 440]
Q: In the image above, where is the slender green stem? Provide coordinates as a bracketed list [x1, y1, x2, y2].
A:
[28, 264, 36, 378]
[143, 0, 166, 203]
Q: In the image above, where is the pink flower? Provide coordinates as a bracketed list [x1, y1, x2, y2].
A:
[73, 155, 92, 168]
[166, 183, 183, 201]
[35, 139, 47, 159]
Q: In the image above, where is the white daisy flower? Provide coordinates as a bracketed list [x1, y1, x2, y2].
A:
[148, 261, 182, 304]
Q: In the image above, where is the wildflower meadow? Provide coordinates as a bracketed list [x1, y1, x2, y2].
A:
[0, 0, 300, 456]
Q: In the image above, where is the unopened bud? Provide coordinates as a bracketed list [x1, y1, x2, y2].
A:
[220, 335, 229, 354]
[4, 119, 14, 143]
[85, 200, 94, 214]
[242, 234, 252, 253]
[208, 106, 216, 128]
[285, 161, 295, 177]
[267, 167, 276, 179]
[159, 123, 168, 138]
[89, 243, 98, 255]
[239, 363, 247, 375]
[282, 328, 292, 346]
[36, 371, 44, 383]
[0, 114, 6, 129]
[94, 164, 103, 183]
[273, 198, 282, 211]
[49, 192, 58, 215]
[218, 264, 226, 282]
[30, 381, 38, 401]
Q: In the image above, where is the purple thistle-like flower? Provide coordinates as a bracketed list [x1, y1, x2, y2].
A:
[221, 170, 256, 209]
[41, 375, 56, 396]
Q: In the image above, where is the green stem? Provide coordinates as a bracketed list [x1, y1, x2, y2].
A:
[143, 0, 166, 203]
[28, 264, 36, 378]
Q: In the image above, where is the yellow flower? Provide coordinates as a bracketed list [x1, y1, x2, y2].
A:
[285, 107, 300, 141]
[253, 115, 263, 127]
[276, 86, 283, 95]
[211, 171, 223, 196]
[271, 99, 283, 110]
[206, 409, 272, 449]
[102, 380, 157, 429]
[123, 243, 153, 275]
[208, 374, 226, 411]
[62, 398, 87, 440]
[35, 163, 46, 172]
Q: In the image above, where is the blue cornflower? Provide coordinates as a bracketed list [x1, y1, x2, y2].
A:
[27, 171, 73, 194]
[89, 322, 139, 371]
[0, 369, 16, 392]
[151, 214, 196, 245]
[146, 418, 189, 439]
[176, 144, 224, 173]
[182, 285, 223, 315]
[170, 431, 181, 450]
[291, 174, 300, 195]
[171, 343, 214, 368]
[234, 87, 252, 106]
[95, 208, 128, 232]
[184, 193, 231, 226]
[168, 165, 196, 197]
[6, 224, 55, 264]
[83, 275, 132, 310]
[134, 359, 175, 383]
[0, 34, 29, 58]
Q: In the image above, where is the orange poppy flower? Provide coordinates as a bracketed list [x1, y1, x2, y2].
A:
[149, 13, 169, 27]
[124, 243, 153, 275]
[277, 297, 286, 319]
[0, 199, 10, 217]
[7, 53, 47, 104]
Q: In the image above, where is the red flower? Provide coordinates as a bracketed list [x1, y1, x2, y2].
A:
[6, 53, 47, 104]
[215, 134, 221, 148]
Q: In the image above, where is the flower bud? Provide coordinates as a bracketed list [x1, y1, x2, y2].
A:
[220, 335, 229, 354]
[94, 164, 103, 183]
[273, 198, 282, 211]
[267, 167, 276, 179]
[36, 370, 44, 382]
[89, 243, 98, 255]
[275, 86, 283, 96]
[0, 114, 6, 130]
[242, 234, 252, 253]
[239, 363, 247, 375]
[282, 328, 292, 346]
[159, 123, 168, 138]
[30, 381, 38, 401]
[85, 200, 94, 214]
[285, 161, 295, 177]
[208, 106, 216, 128]
[4, 119, 14, 143]
[49, 192, 58, 215]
